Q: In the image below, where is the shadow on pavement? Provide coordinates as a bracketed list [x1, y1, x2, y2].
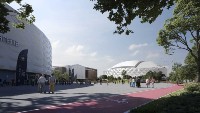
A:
[0, 84, 94, 97]
[0, 92, 153, 113]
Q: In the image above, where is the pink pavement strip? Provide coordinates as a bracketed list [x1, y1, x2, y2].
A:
[19, 84, 183, 113]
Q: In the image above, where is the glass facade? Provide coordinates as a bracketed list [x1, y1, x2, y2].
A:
[0, 5, 52, 83]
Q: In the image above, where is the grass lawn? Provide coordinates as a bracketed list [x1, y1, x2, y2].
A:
[129, 83, 200, 113]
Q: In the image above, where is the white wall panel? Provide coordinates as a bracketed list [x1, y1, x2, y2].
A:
[0, 5, 52, 75]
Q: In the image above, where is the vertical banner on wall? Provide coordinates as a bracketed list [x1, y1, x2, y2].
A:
[16, 49, 28, 85]
[71, 68, 74, 79]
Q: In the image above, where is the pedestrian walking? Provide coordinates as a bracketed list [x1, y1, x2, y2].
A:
[131, 78, 135, 87]
[136, 78, 141, 88]
[37, 74, 47, 93]
[100, 79, 102, 85]
[49, 74, 56, 94]
[146, 78, 150, 88]
[151, 78, 155, 88]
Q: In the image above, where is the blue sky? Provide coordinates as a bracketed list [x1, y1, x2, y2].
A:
[10, 0, 188, 76]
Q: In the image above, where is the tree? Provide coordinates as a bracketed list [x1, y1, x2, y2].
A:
[169, 64, 196, 82]
[52, 70, 62, 80]
[157, 0, 200, 82]
[63, 72, 69, 80]
[143, 71, 164, 82]
[117, 76, 121, 80]
[154, 71, 165, 82]
[143, 71, 154, 79]
[172, 63, 182, 72]
[107, 75, 114, 82]
[99, 75, 107, 79]
[0, 1, 35, 33]
[121, 70, 127, 79]
[91, 0, 174, 35]
[2, 1, 175, 35]
[121, 70, 127, 75]
[169, 63, 182, 82]
[185, 46, 197, 65]
[179, 65, 196, 82]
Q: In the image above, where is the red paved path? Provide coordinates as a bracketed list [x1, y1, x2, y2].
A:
[20, 84, 183, 113]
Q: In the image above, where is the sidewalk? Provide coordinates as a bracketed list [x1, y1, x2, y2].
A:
[18, 84, 183, 113]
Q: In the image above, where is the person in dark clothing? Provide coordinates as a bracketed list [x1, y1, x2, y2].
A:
[136, 78, 141, 88]
[100, 79, 102, 85]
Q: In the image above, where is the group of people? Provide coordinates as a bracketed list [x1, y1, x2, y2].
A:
[145, 78, 155, 88]
[37, 74, 56, 94]
[129, 77, 141, 88]
[129, 77, 156, 88]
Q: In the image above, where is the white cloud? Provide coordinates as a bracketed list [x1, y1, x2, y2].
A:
[129, 43, 148, 50]
[146, 53, 160, 59]
[65, 45, 85, 57]
[90, 52, 97, 57]
[131, 50, 140, 56]
[65, 45, 99, 58]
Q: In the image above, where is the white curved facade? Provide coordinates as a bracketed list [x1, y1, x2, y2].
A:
[0, 5, 52, 81]
[104, 60, 167, 77]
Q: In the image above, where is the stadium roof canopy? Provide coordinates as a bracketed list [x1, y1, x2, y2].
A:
[105, 60, 167, 77]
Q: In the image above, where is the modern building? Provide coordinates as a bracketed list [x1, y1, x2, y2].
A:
[0, 5, 52, 85]
[52, 64, 97, 82]
[104, 60, 167, 78]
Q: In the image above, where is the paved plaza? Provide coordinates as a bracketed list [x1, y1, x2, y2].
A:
[0, 82, 182, 113]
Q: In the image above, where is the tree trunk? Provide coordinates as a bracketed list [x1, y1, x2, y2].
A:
[197, 30, 200, 82]
[197, 61, 200, 82]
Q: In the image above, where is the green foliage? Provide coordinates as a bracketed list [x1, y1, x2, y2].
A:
[99, 75, 107, 79]
[157, 0, 200, 54]
[169, 63, 197, 82]
[184, 46, 198, 78]
[157, 0, 200, 82]
[130, 89, 186, 113]
[62, 72, 69, 80]
[0, 1, 35, 33]
[185, 46, 197, 65]
[130, 84, 200, 113]
[169, 71, 177, 82]
[169, 63, 183, 82]
[121, 70, 127, 76]
[143, 71, 153, 79]
[91, 0, 174, 35]
[185, 83, 200, 93]
[117, 76, 121, 80]
[172, 63, 182, 72]
[123, 75, 131, 79]
[107, 75, 114, 82]
[52, 70, 69, 81]
[143, 71, 164, 82]
[121, 70, 131, 79]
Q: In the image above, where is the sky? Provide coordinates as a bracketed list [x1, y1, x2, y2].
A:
[10, 0, 188, 76]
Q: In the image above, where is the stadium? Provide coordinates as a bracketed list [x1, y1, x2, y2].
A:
[0, 5, 52, 85]
[104, 60, 167, 77]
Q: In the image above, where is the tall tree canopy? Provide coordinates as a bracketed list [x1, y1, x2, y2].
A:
[91, 0, 174, 35]
[157, 0, 200, 82]
[0, 0, 34, 34]
[1, 0, 175, 35]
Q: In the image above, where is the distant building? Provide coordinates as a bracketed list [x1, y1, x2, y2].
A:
[52, 64, 97, 81]
[104, 60, 167, 77]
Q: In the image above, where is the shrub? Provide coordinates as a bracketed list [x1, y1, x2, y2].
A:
[184, 83, 200, 93]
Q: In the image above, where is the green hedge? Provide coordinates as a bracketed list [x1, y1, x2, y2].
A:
[184, 83, 200, 93]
